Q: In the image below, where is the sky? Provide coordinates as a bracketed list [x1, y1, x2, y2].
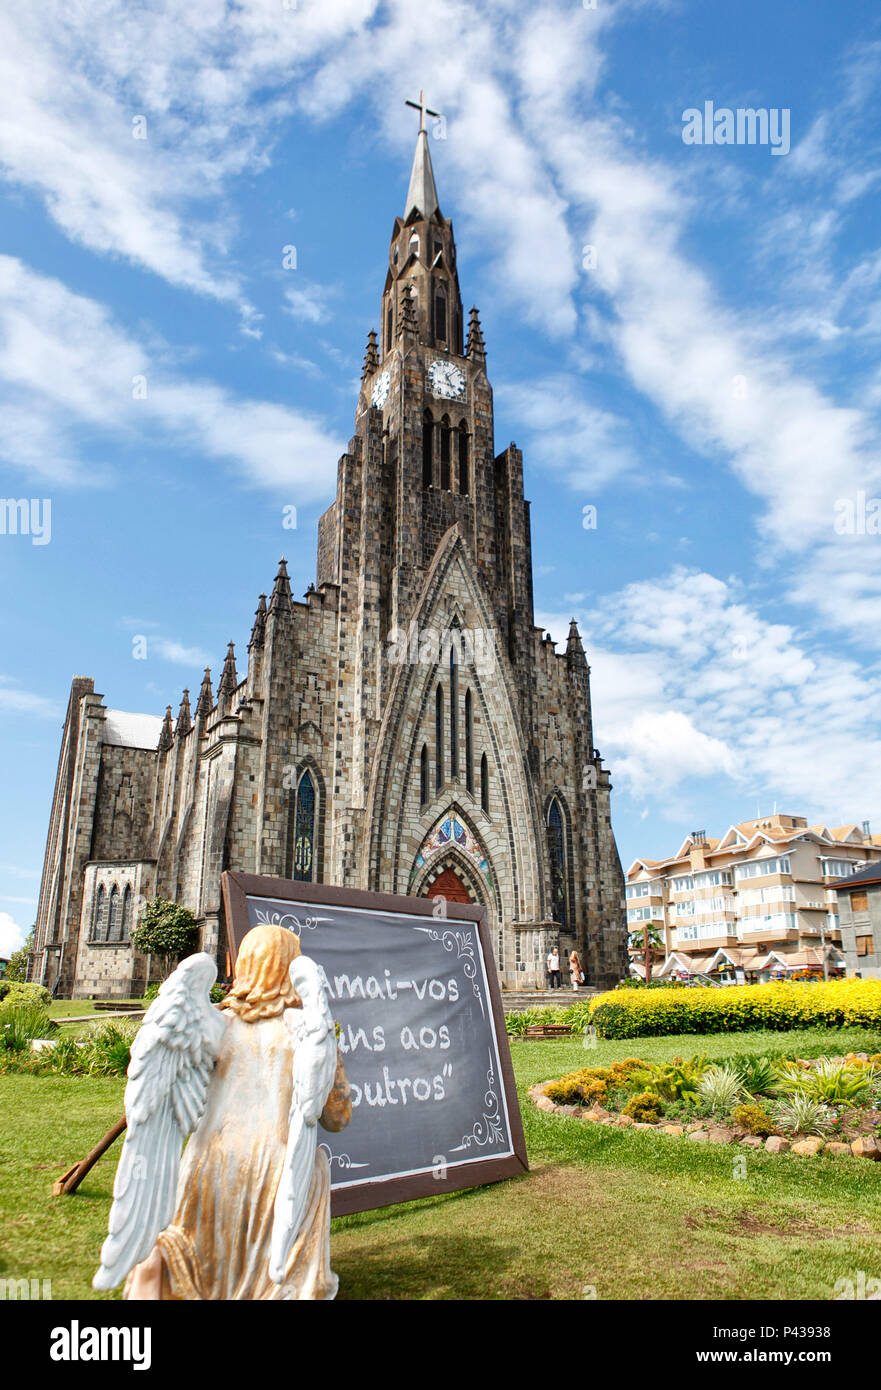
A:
[2, 0, 881, 955]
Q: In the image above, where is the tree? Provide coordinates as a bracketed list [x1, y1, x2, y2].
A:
[627, 923, 665, 983]
[4, 926, 35, 982]
[131, 898, 199, 981]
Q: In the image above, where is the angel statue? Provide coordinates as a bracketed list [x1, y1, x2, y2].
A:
[92, 923, 351, 1300]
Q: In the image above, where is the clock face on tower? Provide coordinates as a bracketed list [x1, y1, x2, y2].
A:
[371, 369, 391, 408]
[427, 359, 466, 401]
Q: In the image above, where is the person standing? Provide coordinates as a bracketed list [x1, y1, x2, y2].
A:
[547, 946, 561, 990]
[569, 949, 584, 990]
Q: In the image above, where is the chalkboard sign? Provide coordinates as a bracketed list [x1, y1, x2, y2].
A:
[222, 873, 527, 1215]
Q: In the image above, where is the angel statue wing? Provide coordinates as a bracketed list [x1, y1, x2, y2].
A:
[269, 954, 338, 1284]
[92, 952, 228, 1290]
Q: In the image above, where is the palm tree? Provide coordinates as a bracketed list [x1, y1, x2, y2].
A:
[627, 923, 665, 983]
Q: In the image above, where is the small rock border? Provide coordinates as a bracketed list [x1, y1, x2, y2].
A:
[527, 1082, 881, 1160]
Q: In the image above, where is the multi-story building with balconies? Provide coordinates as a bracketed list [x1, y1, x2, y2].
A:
[626, 814, 881, 981]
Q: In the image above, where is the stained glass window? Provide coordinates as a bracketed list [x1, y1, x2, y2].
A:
[435, 684, 444, 791]
[440, 416, 451, 491]
[293, 771, 315, 882]
[547, 798, 569, 932]
[93, 885, 107, 942]
[420, 743, 429, 805]
[423, 410, 433, 488]
[449, 642, 458, 778]
[108, 886, 121, 942]
[122, 886, 133, 941]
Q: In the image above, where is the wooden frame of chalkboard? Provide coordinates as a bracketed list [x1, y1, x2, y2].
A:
[221, 871, 528, 1216]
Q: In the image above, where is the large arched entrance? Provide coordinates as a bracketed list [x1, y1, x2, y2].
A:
[423, 866, 472, 905]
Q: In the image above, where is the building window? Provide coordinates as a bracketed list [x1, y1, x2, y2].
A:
[286, 769, 317, 882]
[856, 935, 874, 957]
[420, 743, 429, 806]
[92, 884, 108, 942]
[547, 798, 569, 933]
[672, 875, 694, 892]
[386, 300, 393, 353]
[434, 284, 447, 343]
[465, 688, 473, 794]
[734, 856, 792, 880]
[449, 642, 458, 779]
[122, 886, 133, 941]
[457, 423, 469, 494]
[108, 886, 122, 943]
[626, 883, 650, 899]
[409, 231, 420, 257]
[435, 684, 444, 791]
[480, 752, 489, 814]
[439, 416, 451, 490]
[852, 891, 869, 913]
[423, 410, 433, 488]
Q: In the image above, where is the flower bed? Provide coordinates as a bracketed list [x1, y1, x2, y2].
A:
[530, 1050, 881, 1159]
[587, 977, 881, 1039]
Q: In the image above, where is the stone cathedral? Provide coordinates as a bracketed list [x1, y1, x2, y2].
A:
[33, 120, 627, 999]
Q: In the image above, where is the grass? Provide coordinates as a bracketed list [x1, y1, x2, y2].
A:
[2, 1025, 880, 1300]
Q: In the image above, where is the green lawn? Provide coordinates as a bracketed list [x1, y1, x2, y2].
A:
[2, 1026, 880, 1300]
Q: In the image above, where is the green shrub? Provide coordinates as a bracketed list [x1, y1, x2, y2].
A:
[730, 1054, 777, 1097]
[143, 982, 160, 1005]
[131, 897, 199, 980]
[0, 1003, 57, 1052]
[544, 1068, 611, 1105]
[732, 1103, 775, 1137]
[588, 978, 881, 1039]
[84, 1021, 139, 1076]
[622, 1090, 664, 1123]
[646, 1055, 709, 1104]
[0, 981, 51, 1007]
[774, 1094, 833, 1137]
[697, 1064, 744, 1113]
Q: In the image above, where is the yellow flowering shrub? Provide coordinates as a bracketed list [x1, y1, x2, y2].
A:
[588, 978, 881, 1039]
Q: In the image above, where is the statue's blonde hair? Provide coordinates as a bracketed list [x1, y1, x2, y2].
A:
[221, 923, 301, 1022]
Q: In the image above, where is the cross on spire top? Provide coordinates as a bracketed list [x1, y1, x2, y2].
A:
[405, 89, 440, 134]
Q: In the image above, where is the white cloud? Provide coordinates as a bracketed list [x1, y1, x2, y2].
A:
[151, 638, 215, 668]
[539, 563, 881, 829]
[0, 677, 60, 719]
[0, 256, 343, 498]
[283, 283, 333, 325]
[0, 911, 26, 956]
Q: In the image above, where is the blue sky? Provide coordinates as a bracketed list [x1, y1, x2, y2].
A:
[3, 0, 881, 953]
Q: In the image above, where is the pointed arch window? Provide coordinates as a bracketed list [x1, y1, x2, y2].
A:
[480, 753, 489, 814]
[386, 299, 393, 354]
[547, 798, 570, 933]
[286, 769, 317, 882]
[457, 422, 469, 494]
[435, 684, 444, 791]
[420, 743, 429, 807]
[93, 884, 107, 942]
[409, 231, 420, 257]
[465, 688, 474, 793]
[108, 886, 121, 943]
[449, 641, 458, 779]
[434, 283, 447, 344]
[122, 886, 133, 942]
[423, 410, 434, 488]
[440, 415, 451, 491]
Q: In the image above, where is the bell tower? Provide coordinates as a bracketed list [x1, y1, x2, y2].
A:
[349, 94, 522, 657]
